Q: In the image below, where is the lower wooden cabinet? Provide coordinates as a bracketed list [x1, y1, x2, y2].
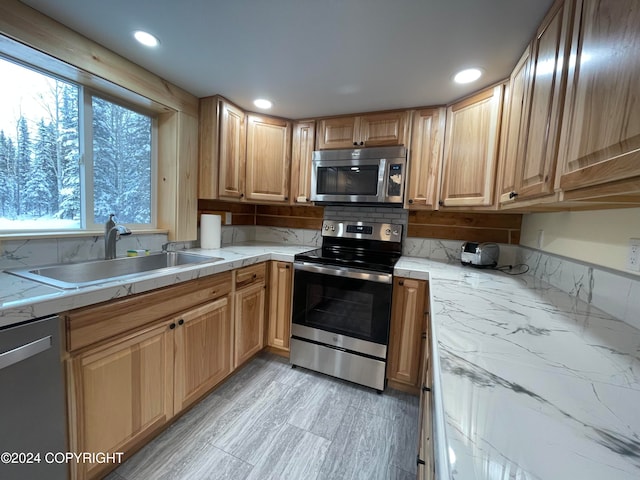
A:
[173, 297, 232, 412]
[267, 261, 293, 354]
[67, 321, 175, 480]
[387, 277, 429, 393]
[234, 273, 266, 368]
[65, 273, 233, 480]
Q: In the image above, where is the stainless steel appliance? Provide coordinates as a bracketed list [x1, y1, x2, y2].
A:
[460, 241, 500, 268]
[310, 146, 406, 205]
[0, 315, 67, 480]
[290, 220, 403, 391]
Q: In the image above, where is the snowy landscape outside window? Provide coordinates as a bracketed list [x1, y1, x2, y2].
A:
[0, 56, 154, 232]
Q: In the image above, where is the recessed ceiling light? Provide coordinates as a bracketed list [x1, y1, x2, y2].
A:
[453, 68, 482, 84]
[133, 30, 159, 48]
[253, 98, 273, 109]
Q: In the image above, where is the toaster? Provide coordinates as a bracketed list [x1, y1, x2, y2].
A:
[460, 242, 499, 268]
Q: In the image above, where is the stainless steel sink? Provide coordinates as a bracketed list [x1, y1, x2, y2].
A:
[5, 252, 223, 289]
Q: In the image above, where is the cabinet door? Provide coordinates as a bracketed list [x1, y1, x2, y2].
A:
[234, 282, 266, 367]
[268, 261, 293, 352]
[218, 100, 246, 200]
[387, 277, 427, 390]
[558, 0, 640, 191]
[69, 322, 173, 480]
[517, 0, 571, 199]
[316, 116, 357, 149]
[359, 111, 409, 147]
[245, 114, 292, 203]
[441, 85, 504, 207]
[498, 47, 532, 204]
[406, 108, 445, 209]
[290, 120, 316, 204]
[173, 297, 232, 413]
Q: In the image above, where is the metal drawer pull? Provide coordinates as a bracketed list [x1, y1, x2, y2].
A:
[0, 336, 52, 371]
[416, 455, 425, 466]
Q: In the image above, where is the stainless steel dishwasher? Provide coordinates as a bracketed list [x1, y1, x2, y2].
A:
[0, 315, 67, 480]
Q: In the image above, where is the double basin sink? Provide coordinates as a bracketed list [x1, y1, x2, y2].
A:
[6, 252, 223, 289]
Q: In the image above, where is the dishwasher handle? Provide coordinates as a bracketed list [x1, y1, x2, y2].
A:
[0, 336, 52, 371]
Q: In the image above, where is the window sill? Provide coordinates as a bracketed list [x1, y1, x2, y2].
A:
[0, 229, 169, 241]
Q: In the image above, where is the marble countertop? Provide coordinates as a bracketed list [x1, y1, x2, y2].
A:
[1, 244, 639, 479]
[396, 257, 640, 480]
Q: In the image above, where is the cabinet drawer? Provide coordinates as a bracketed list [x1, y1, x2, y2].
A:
[235, 263, 266, 289]
[64, 272, 232, 352]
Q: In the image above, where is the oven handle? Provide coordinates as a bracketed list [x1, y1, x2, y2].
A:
[294, 262, 393, 284]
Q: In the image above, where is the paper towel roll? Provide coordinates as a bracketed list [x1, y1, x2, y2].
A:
[200, 214, 221, 249]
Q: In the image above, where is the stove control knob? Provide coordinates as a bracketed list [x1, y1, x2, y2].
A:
[392, 229, 399, 236]
[324, 225, 329, 230]
[331, 225, 335, 231]
[385, 228, 391, 235]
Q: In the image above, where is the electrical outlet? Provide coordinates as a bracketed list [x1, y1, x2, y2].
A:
[537, 230, 544, 249]
[225, 212, 232, 225]
[627, 238, 640, 272]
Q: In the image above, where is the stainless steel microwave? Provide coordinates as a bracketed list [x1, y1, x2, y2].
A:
[310, 146, 406, 205]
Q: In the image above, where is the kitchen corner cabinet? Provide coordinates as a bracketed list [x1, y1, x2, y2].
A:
[514, 0, 572, 200]
[440, 84, 504, 207]
[245, 114, 292, 203]
[203, 97, 293, 203]
[387, 277, 429, 394]
[316, 111, 409, 149]
[64, 273, 232, 480]
[234, 263, 267, 368]
[267, 261, 293, 354]
[290, 120, 316, 204]
[405, 108, 446, 209]
[557, 0, 640, 195]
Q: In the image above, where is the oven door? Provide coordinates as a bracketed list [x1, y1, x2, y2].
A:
[311, 158, 386, 203]
[291, 262, 393, 350]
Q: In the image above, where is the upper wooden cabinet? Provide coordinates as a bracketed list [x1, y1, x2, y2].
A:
[316, 111, 409, 149]
[290, 120, 316, 204]
[218, 99, 246, 200]
[199, 96, 292, 203]
[498, 47, 532, 204]
[440, 84, 504, 207]
[557, 0, 640, 194]
[245, 114, 292, 203]
[405, 108, 445, 210]
[515, 0, 572, 200]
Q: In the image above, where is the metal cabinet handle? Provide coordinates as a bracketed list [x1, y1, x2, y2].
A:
[509, 191, 519, 199]
[0, 336, 51, 371]
[169, 323, 176, 330]
[398, 280, 404, 286]
[178, 319, 184, 326]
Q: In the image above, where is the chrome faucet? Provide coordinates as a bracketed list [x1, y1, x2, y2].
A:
[104, 214, 132, 260]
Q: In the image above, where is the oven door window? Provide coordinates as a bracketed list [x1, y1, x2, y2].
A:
[316, 165, 380, 196]
[292, 269, 392, 345]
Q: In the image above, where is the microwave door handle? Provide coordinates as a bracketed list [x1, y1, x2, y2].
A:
[294, 262, 392, 284]
[378, 158, 387, 201]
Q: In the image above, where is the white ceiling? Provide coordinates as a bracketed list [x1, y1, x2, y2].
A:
[21, 0, 554, 119]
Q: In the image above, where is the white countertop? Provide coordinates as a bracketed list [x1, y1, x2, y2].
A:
[1, 245, 639, 479]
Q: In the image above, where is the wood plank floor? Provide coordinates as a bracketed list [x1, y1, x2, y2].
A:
[106, 353, 419, 480]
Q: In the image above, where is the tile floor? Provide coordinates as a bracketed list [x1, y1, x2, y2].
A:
[106, 353, 419, 480]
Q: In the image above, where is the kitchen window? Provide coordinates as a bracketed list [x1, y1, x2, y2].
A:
[0, 55, 156, 233]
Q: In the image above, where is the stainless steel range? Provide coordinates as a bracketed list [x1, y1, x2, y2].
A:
[290, 220, 402, 391]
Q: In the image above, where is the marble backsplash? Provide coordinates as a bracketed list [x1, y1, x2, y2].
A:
[0, 233, 171, 270]
[3, 226, 639, 331]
